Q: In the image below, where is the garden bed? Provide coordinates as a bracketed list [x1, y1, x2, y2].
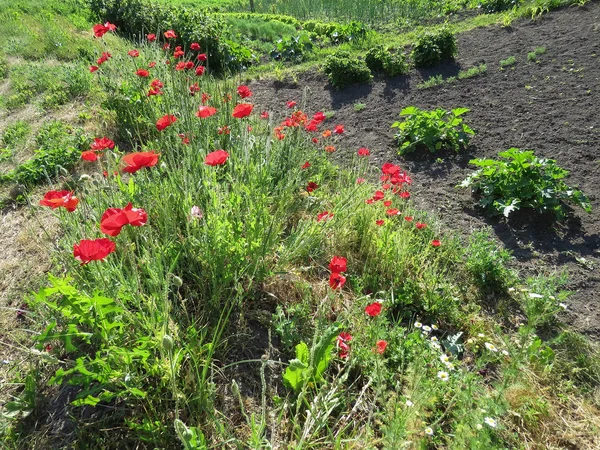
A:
[249, 0, 600, 336]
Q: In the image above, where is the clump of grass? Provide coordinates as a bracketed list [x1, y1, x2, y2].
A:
[354, 102, 366, 111]
[458, 63, 487, 79]
[417, 74, 444, 89]
[528, 46, 546, 62]
[500, 55, 516, 68]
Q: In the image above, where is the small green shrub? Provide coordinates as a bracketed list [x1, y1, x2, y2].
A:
[270, 34, 313, 63]
[527, 46, 546, 62]
[412, 28, 457, 68]
[417, 74, 444, 89]
[391, 106, 475, 154]
[1, 121, 31, 148]
[478, 0, 521, 13]
[365, 45, 408, 76]
[323, 50, 372, 89]
[459, 148, 592, 218]
[458, 63, 487, 79]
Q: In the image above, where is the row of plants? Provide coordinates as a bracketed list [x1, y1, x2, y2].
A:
[2, 20, 599, 449]
[324, 28, 457, 88]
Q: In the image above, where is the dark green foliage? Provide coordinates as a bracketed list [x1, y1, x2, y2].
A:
[391, 106, 474, 154]
[365, 45, 409, 76]
[270, 34, 313, 62]
[478, 0, 521, 13]
[460, 148, 592, 219]
[303, 20, 368, 44]
[89, 0, 255, 73]
[323, 50, 372, 89]
[412, 28, 457, 68]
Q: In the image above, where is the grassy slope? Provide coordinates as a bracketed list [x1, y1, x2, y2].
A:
[0, 1, 599, 449]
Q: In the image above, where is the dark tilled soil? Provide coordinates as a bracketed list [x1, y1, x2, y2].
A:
[250, 1, 600, 337]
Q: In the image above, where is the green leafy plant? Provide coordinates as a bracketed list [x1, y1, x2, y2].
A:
[458, 63, 487, 79]
[391, 106, 475, 154]
[283, 324, 341, 393]
[527, 46, 546, 62]
[303, 20, 368, 44]
[500, 56, 516, 68]
[412, 28, 457, 68]
[365, 45, 409, 76]
[270, 34, 313, 62]
[459, 148, 592, 218]
[478, 0, 521, 13]
[323, 50, 372, 89]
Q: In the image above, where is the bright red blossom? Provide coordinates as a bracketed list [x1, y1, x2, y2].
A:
[147, 33, 156, 41]
[128, 49, 140, 57]
[337, 332, 352, 359]
[39, 190, 79, 212]
[286, 100, 297, 108]
[386, 208, 400, 216]
[365, 302, 383, 317]
[232, 103, 253, 118]
[136, 69, 150, 77]
[324, 145, 335, 153]
[329, 256, 347, 273]
[91, 137, 115, 151]
[317, 211, 333, 222]
[376, 219, 385, 226]
[306, 182, 319, 193]
[375, 340, 388, 354]
[237, 85, 252, 98]
[81, 150, 98, 161]
[205, 150, 229, 166]
[190, 42, 201, 50]
[431, 239, 441, 247]
[93, 22, 116, 38]
[196, 106, 217, 118]
[156, 114, 177, 131]
[164, 30, 177, 39]
[73, 238, 116, 265]
[197, 53, 207, 61]
[358, 147, 370, 156]
[415, 222, 427, 230]
[334, 124, 344, 134]
[301, 161, 310, 169]
[122, 151, 160, 173]
[195, 66, 206, 76]
[100, 203, 148, 236]
[90, 65, 99, 73]
[329, 273, 346, 289]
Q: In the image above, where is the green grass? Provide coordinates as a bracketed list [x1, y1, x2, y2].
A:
[500, 55, 517, 67]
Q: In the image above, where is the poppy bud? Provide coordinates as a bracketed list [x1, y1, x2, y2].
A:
[162, 334, 174, 351]
[171, 275, 183, 287]
[174, 419, 193, 442]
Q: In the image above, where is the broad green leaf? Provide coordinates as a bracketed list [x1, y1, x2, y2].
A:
[283, 358, 309, 392]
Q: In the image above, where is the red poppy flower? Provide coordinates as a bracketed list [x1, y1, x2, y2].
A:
[358, 147, 370, 156]
[382, 162, 401, 177]
[372, 191, 384, 201]
[136, 69, 150, 77]
[431, 239, 441, 247]
[163, 43, 170, 51]
[73, 238, 116, 265]
[324, 145, 335, 153]
[150, 79, 163, 89]
[322, 129, 332, 138]
[189, 83, 200, 95]
[329, 272, 346, 289]
[173, 46, 185, 58]
[399, 191, 410, 199]
[337, 332, 352, 358]
[39, 190, 79, 212]
[375, 340, 388, 354]
[179, 133, 190, 144]
[313, 111, 326, 122]
[383, 200, 392, 207]
[90, 65, 99, 73]
[196, 106, 217, 118]
[365, 302, 382, 317]
[81, 150, 98, 161]
[190, 42, 201, 50]
[404, 216, 414, 222]
[147, 87, 163, 97]
[93, 22, 116, 38]
[164, 30, 177, 39]
[301, 161, 310, 169]
[175, 61, 185, 70]
[306, 182, 319, 193]
[365, 199, 374, 205]
[317, 211, 333, 222]
[376, 219, 385, 226]
[122, 151, 160, 173]
[286, 100, 297, 108]
[356, 177, 365, 184]
[100, 203, 147, 236]
[312, 137, 318, 144]
[156, 114, 177, 131]
[91, 137, 115, 151]
[218, 126, 230, 135]
[97, 52, 111, 65]
[415, 222, 427, 230]
[237, 85, 252, 98]
[148, 61, 156, 68]
[259, 111, 269, 119]
[329, 256, 347, 273]
[232, 103, 253, 118]
[386, 208, 400, 216]
[201, 93, 211, 104]
[197, 53, 208, 62]
[147, 33, 156, 41]
[128, 49, 140, 57]
[334, 124, 344, 134]
[205, 150, 229, 166]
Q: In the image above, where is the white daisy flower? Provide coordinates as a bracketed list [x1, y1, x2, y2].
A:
[431, 324, 438, 330]
[501, 350, 509, 356]
[406, 400, 414, 407]
[431, 336, 439, 342]
[484, 417, 497, 428]
[431, 342, 441, 350]
[485, 342, 498, 352]
[437, 371, 449, 382]
[476, 424, 483, 430]
[440, 354, 450, 364]
[444, 362, 455, 370]
[422, 325, 432, 333]
[508, 287, 515, 292]
[424, 426, 434, 436]
[559, 303, 567, 310]
[477, 333, 485, 338]
[466, 338, 474, 344]
[414, 321, 423, 328]
[528, 293, 544, 299]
